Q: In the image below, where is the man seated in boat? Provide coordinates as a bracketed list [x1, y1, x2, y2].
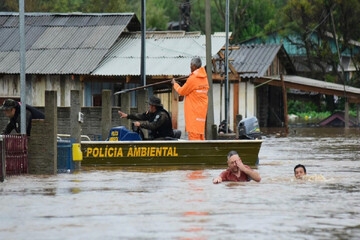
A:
[294, 164, 307, 179]
[213, 151, 261, 183]
[218, 120, 233, 134]
[118, 95, 174, 140]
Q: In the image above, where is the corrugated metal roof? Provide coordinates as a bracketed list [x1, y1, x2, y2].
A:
[229, 44, 282, 78]
[0, 51, 19, 73]
[0, 12, 140, 75]
[263, 75, 360, 96]
[60, 49, 92, 74]
[62, 27, 94, 48]
[0, 16, 9, 25]
[92, 32, 226, 76]
[95, 25, 126, 49]
[0, 28, 16, 47]
[76, 49, 108, 74]
[64, 16, 91, 26]
[31, 27, 63, 49]
[80, 26, 110, 48]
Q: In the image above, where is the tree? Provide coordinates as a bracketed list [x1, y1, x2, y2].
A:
[266, 0, 360, 111]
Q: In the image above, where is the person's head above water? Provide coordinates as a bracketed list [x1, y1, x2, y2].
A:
[227, 151, 241, 172]
[294, 164, 306, 179]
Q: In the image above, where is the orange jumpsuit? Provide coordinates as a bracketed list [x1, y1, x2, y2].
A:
[173, 67, 209, 140]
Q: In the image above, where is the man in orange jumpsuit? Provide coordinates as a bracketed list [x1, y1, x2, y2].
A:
[171, 57, 209, 140]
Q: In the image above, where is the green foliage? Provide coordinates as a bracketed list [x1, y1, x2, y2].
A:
[0, 0, 289, 40]
[288, 100, 319, 114]
[270, 0, 360, 84]
[295, 111, 331, 119]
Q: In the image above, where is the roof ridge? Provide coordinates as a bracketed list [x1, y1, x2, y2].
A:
[0, 12, 135, 16]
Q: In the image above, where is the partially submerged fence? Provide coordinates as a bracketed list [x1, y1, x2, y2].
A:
[0, 135, 28, 182]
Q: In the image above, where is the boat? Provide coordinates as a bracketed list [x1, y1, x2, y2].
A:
[80, 119, 262, 167]
[81, 139, 262, 167]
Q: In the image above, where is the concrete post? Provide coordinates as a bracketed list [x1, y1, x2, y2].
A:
[121, 92, 131, 130]
[70, 90, 81, 143]
[28, 91, 57, 175]
[211, 124, 218, 140]
[235, 114, 243, 139]
[137, 89, 148, 113]
[357, 104, 360, 126]
[137, 89, 149, 139]
[101, 90, 112, 140]
[345, 101, 349, 128]
[45, 91, 57, 174]
[70, 90, 81, 170]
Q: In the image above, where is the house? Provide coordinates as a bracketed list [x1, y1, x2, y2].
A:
[88, 31, 227, 134]
[0, 12, 227, 136]
[214, 44, 360, 128]
[318, 112, 358, 127]
[241, 32, 360, 81]
[0, 12, 140, 106]
[213, 44, 296, 128]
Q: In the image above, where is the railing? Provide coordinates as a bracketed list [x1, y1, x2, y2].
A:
[0, 135, 28, 182]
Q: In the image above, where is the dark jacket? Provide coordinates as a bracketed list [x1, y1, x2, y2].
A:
[127, 107, 174, 139]
[1, 105, 45, 136]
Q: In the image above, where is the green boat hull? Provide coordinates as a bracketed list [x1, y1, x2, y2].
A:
[81, 140, 262, 167]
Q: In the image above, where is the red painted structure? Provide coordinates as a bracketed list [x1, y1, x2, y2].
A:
[318, 112, 357, 127]
[0, 135, 28, 181]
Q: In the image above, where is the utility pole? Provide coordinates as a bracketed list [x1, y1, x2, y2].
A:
[141, 0, 146, 86]
[179, 0, 191, 31]
[224, 0, 230, 133]
[205, 0, 214, 139]
[19, 0, 26, 134]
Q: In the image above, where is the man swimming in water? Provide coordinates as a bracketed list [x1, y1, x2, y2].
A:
[213, 150, 261, 184]
[294, 164, 307, 179]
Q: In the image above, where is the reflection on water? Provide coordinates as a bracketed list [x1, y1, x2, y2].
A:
[0, 128, 360, 239]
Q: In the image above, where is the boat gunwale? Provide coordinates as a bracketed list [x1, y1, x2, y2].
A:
[81, 139, 263, 145]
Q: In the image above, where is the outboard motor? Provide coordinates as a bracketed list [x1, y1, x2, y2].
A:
[107, 126, 142, 141]
[238, 117, 261, 140]
[173, 129, 182, 139]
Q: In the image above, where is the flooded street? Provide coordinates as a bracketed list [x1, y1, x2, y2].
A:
[1, 128, 360, 239]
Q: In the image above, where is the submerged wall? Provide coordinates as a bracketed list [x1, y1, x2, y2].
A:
[0, 107, 137, 140]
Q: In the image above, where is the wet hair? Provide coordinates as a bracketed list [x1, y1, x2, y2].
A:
[227, 150, 239, 161]
[294, 164, 306, 173]
[190, 57, 202, 69]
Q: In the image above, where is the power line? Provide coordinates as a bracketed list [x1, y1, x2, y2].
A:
[305, 10, 330, 41]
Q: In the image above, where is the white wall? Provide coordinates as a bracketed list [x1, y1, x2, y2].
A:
[176, 81, 258, 136]
[177, 100, 186, 138]
[0, 75, 20, 97]
[239, 81, 256, 119]
[175, 81, 257, 136]
[213, 83, 235, 130]
[0, 74, 83, 107]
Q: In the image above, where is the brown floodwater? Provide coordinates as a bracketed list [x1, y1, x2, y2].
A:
[1, 128, 360, 239]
